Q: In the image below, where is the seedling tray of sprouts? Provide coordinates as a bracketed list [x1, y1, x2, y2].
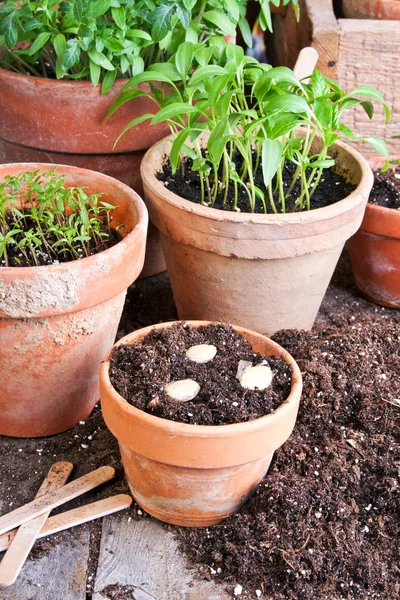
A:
[109, 323, 292, 425]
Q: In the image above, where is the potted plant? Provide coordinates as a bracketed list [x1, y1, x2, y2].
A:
[348, 157, 400, 307]
[0, 0, 257, 277]
[342, 0, 400, 20]
[117, 43, 389, 334]
[100, 320, 302, 527]
[0, 163, 148, 438]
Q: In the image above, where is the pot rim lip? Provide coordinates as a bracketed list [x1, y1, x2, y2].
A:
[0, 162, 148, 276]
[141, 135, 373, 225]
[100, 320, 303, 436]
[0, 65, 129, 91]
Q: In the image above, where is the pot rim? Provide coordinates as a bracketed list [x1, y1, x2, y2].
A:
[141, 134, 373, 226]
[0, 162, 148, 276]
[100, 320, 303, 437]
[0, 65, 129, 92]
[361, 158, 400, 234]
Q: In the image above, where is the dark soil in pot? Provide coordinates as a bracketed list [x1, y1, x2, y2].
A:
[158, 156, 356, 213]
[369, 165, 400, 209]
[109, 323, 292, 425]
[178, 317, 400, 599]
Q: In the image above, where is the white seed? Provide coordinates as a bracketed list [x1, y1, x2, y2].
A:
[239, 364, 273, 390]
[186, 344, 217, 364]
[165, 379, 200, 402]
[236, 360, 252, 380]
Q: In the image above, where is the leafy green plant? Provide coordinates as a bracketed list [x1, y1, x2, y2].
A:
[0, 169, 118, 267]
[110, 42, 390, 213]
[0, 0, 298, 94]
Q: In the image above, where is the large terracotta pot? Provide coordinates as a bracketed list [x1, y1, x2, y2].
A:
[0, 163, 148, 438]
[140, 135, 373, 335]
[100, 320, 302, 527]
[342, 0, 400, 19]
[348, 159, 400, 307]
[0, 68, 167, 278]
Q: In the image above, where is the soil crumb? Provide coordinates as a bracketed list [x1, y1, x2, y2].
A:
[109, 323, 292, 425]
[369, 165, 400, 210]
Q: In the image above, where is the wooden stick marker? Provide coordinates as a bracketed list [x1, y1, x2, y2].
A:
[0, 494, 133, 554]
[0, 466, 115, 537]
[0, 461, 73, 587]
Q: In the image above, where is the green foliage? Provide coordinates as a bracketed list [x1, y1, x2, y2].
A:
[113, 42, 390, 213]
[0, 169, 117, 267]
[0, 0, 299, 93]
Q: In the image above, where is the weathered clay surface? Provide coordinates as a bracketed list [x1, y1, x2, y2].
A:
[342, 0, 400, 19]
[100, 321, 302, 527]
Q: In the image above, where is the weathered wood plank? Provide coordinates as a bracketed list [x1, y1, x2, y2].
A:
[0, 529, 90, 600]
[93, 513, 231, 600]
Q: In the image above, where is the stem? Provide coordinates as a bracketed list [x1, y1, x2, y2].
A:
[276, 166, 286, 213]
[268, 184, 278, 214]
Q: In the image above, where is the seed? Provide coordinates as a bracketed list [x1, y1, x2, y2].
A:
[186, 344, 217, 363]
[237, 362, 273, 390]
[165, 379, 200, 402]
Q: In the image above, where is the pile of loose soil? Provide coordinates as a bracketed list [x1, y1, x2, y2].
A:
[178, 318, 400, 599]
[109, 323, 292, 425]
[369, 166, 400, 210]
[158, 156, 356, 214]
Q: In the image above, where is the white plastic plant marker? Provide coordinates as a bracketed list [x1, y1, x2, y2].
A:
[165, 379, 200, 402]
[293, 46, 319, 82]
[0, 461, 73, 587]
[0, 465, 115, 536]
[239, 365, 273, 391]
[186, 344, 217, 363]
[0, 494, 133, 553]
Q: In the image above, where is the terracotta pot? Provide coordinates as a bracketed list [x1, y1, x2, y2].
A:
[140, 135, 373, 335]
[348, 158, 400, 307]
[100, 320, 302, 527]
[342, 0, 400, 19]
[0, 68, 167, 278]
[0, 163, 148, 438]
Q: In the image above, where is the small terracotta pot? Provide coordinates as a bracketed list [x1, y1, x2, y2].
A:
[0, 163, 148, 438]
[0, 68, 167, 278]
[140, 135, 373, 335]
[348, 158, 400, 307]
[100, 320, 302, 527]
[342, 0, 400, 19]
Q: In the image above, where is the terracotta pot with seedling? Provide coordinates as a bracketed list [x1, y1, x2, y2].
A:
[0, 0, 257, 277]
[100, 320, 302, 527]
[348, 157, 400, 307]
[0, 164, 147, 438]
[122, 43, 389, 334]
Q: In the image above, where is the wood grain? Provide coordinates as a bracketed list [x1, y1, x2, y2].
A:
[0, 462, 73, 586]
[0, 466, 115, 536]
[0, 494, 132, 553]
[93, 512, 232, 600]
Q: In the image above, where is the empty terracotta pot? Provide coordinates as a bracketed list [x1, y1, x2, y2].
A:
[100, 320, 302, 527]
[342, 0, 400, 19]
[348, 159, 400, 307]
[0, 69, 167, 278]
[0, 163, 148, 438]
[140, 135, 373, 336]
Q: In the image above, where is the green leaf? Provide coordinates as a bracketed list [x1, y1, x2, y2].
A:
[175, 42, 194, 80]
[365, 137, 389, 158]
[189, 65, 227, 87]
[208, 118, 230, 163]
[170, 128, 190, 172]
[266, 93, 310, 114]
[127, 29, 152, 41]
[101, 69, 117, 94]
[351, 85, 391, 123]
[147, 62, 182, 82]
[151, 4, 175, 42]
[1, 12, 18, 48]
[238, 17, 252, 48]
[29, 32, 51, 56]
[263, 66, 304, 90]
[314, 97, 333, 128]
[107, 89, 150, 119]
[259, 2, 272, 33]
[123, 71, 174, 90]
[224, 0, 240, 22]
[88, 49, 115, 71]
[88, 0, 112, 18]
[62, 42, 81, 70]
[151, 103, 197, 124]
[53, 34, 67, 59]
[90, 60, 101, 87]
[202, 11, 237, 37]
[360, 100, 374, 120]
[112, 6, 125, 29]
[309, 159, 335, 169]
[114, 114, 155, 147]
[261, 139, 282, 188]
